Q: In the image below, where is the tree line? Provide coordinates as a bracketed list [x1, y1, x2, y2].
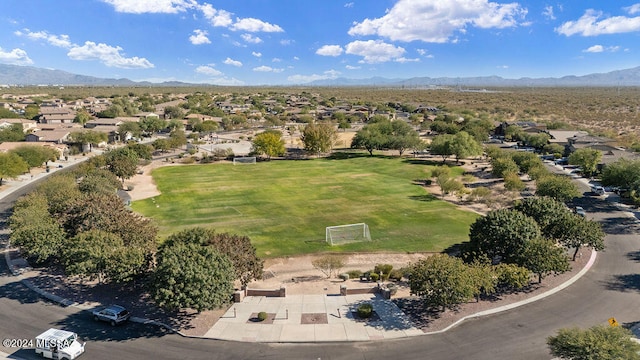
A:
[9, 144, 263, 312]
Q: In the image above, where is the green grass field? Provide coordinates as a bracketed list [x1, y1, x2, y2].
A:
[131, 154, 478, 258]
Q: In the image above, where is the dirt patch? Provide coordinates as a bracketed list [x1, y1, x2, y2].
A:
[247, 312, 276, 324]
[301, 313, 328, 324]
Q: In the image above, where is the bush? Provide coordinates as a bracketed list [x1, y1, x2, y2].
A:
[257, 311, 268, 321]
[338, 273, 349, 281]
[374, 264, 393, 280]
[347, 269, 363, 279]
[369, 273, 379, 282]
[389, 269, 404, 281]
[357, 303, 373, 318]
[181, 156, 196, 164]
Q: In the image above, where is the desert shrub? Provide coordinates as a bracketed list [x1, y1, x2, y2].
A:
[357, 303, 373, 318]
[257, 311, 268, 321]
[389, 269, 404, 281]
[347, 269, 363, 279]
[369, 273, 379, 282]
[338, 273, 349, 281]
[181, 156, 195, 164]
[374, 264, 393, 281]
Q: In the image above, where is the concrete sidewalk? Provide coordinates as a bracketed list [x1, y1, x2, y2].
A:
[205, 293, 422, 342]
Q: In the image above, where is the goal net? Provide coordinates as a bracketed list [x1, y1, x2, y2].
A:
[326, 223, 371, 246]
[233, 156, 257, 165]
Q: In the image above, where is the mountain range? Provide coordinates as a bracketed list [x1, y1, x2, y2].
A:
[1, 63, 640, 87]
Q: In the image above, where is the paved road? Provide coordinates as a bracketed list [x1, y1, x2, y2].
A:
[2, 176, 640, 359]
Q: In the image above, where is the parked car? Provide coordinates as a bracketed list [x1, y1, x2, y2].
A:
[575, 206, 586, 217]
[592, 186, 606, 196]
[92, 304, 130, 326]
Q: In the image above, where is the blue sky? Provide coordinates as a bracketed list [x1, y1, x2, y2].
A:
[0, 0, 639, 85]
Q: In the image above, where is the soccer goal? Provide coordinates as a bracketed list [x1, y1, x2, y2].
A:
[232, 156, 257, 165]
[326, 223, 371, 246]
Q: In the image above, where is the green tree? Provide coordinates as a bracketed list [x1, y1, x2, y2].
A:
[118, 121, 143, 140]
[351, 122, 388, 155]
[601, 158, 640, 188]
[163, 227, 263, 286]
[192, 120, 219, 135]
[511, 151, 543, 174]
[466, 209, 541, 264]
[0, 123, 26, 142]
[518, 238, 570, 283]
[69, 130, 108, 152]
[429, 134, 454, 163]
[547, 325, 640, 360]
[251, 130, 285, 160]
[77, 169, 122, 195]
[408, 254, 475, 311]
[490, 156, 520, 178]
[301, 122, 337, 156]
[554, 213, 605, 261]
[104, 147, 139, 183]
[168, 129, 188, 150]
[10, 145, 58, 169]
[152, 242, 235, 311]
[9, 193, 66, 264]
[468, 259, 497, 302]
[523, 133, 550, 149]
[494, 263, 531, 290]
[449, 131, 482, 163]
[62, 229, 143, 283]
[0, 152, 29, 185]
[387, 120, 421, 156]
[514, 197, 573, 238]
[163, 105, 185, 120]
[568, 148, 602, 177]
[503, 172, 525, 192]
[73, 109, 92, 125]
[140, 116, 168, 135]
[535, 175, 580, 202]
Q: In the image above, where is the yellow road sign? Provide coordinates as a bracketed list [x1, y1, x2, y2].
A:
[608, 317, 619, 327]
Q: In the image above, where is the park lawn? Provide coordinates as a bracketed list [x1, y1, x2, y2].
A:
[131, 155, 478, 258]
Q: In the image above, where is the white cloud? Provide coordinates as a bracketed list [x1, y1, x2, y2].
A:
[209, 77, 245, 86]
[287, 69, 341, 83]
[584, 44, 604, 53]
[280, 39, 293, 46]
[556, 9, 640, 36]
[252, 51, 262, 57]
[189, 29, 210, 45]
[199, 4, 233, 27]
[395, 57, 420, 63]
[195, 65, 222, 76]
[316, 45, 344, 56]
[272, 58, 282, 62]
[232, 18, 284, 32]
[542, 5, 555, 20]
[293, 56, 300, 60]
[345, 40, 405, 63]
[101, 0, 196, 14]
[625, 4, 640, 15]
[0, 47, 33, 65]
[496, 65, 509, 69]
[253, 65, 284, 73]
[583, 44, 620, 53]
[67, 41, 154, 69]
[223, 57, 243, 67]
[344, 2, 354, 8]
[348, 0, 527, 43]
[241, 33, 263, 44]
[15, 29, 73, 48]
[345, 65, 361, 70]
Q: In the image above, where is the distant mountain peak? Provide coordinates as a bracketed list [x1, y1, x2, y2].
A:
[1, 63, 639, 87]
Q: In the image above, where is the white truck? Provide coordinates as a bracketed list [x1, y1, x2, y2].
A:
[35, 328, 85, 360]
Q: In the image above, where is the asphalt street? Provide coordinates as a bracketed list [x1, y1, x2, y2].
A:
[2, 171, 640, 359]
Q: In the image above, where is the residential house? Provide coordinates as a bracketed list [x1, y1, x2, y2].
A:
[0, 118, 38, 132]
